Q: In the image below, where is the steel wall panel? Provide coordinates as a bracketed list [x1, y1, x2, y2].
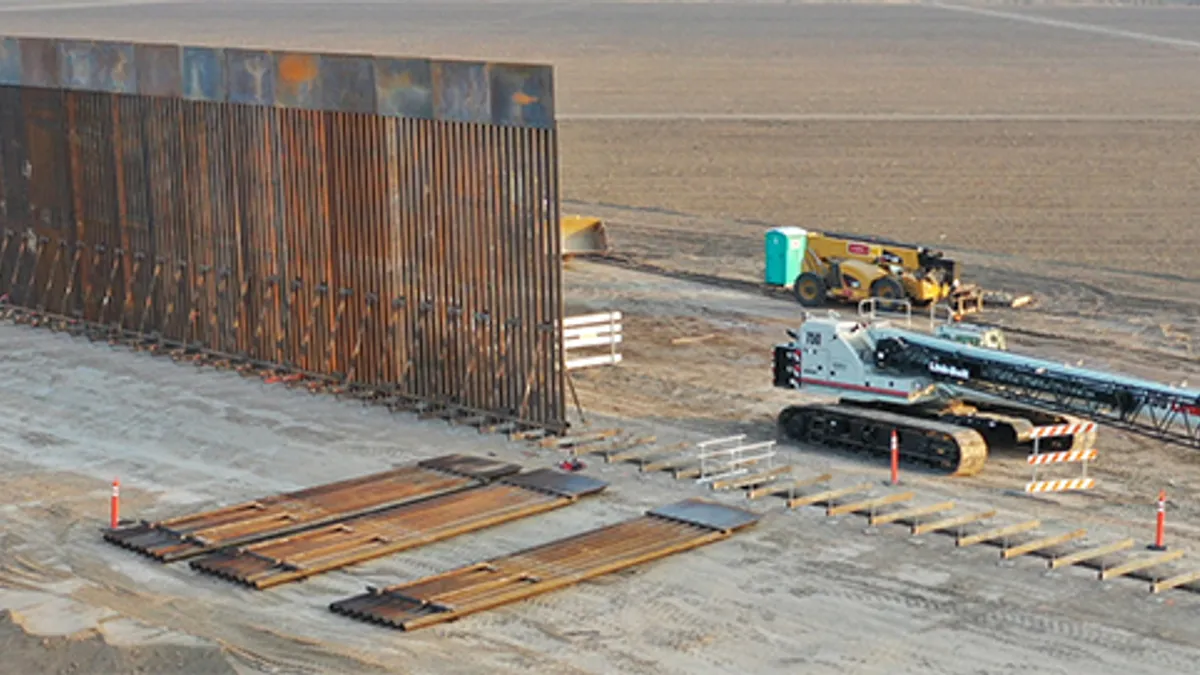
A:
[182, 47, 225, 102]
[226, 49, 275, 107]
[0, 38, 21, 86]
[375, 57, 434, 119]
[320, 55, 375, 115]
[0, 87, 26, 222]
[432, 61, 491, 124]
[58, 41, 95, 89]
[136, 44, 181, 98]
[24, 89, 72, 235]
[20, 38, 60, 89]
[60, 41, 137, 95]
[275, 52, 321, 109]
[490, 64, 554, 129]
[4, 37, 556, 127]
[0, 36, 566, 431]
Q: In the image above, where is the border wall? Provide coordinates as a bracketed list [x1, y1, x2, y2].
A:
[0, 36, 566, 430]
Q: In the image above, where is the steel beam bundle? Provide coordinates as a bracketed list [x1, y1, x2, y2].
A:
[103, 454, 523, 562]
[0, 36, 567, 431]
[189, 469, 609, 589]
[328, 499, 762, 631]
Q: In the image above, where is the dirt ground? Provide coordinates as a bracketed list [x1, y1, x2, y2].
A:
[5, 0, 1200, 673]
[6, 316, 1200, 675]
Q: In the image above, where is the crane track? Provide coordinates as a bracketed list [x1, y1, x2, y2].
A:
[778, 402, 989, 476]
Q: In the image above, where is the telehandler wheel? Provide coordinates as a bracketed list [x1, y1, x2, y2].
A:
[793, 272, 827, 307]
[870, 276, 906, 304]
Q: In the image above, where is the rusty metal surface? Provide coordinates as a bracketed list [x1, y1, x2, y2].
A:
[60, 40, 138, 95]
[0, 35, 566, 431]
[102, 454, 522, 562]
[328, 500, 762, 631]
[19, 38, 59, 89]
[489, 63, 555, 129]
[0, 36, 555, 124]
[418, 454, 529, 482]
[188, 469, 608, 589]
[432, 61, 491, 124]
[181, 46, 225, 101]
[374, 57, 433, 118]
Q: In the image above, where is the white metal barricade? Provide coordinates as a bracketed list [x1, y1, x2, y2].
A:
[858, 297, 912, 327]
[562, 311, 622, 370]
[695, 436, 778, 486]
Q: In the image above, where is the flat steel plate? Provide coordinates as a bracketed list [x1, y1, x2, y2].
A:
[502, 469, 608, 498]
[649, 499, 762, 533]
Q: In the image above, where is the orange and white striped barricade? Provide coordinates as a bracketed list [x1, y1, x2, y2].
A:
[1026, 423, 1098, 493]
[1028, 422, 1097, 442]
[1025, 477, 1096, 493]
[1027, 448, 1098, 467]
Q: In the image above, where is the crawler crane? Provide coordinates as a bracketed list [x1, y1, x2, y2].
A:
[772, 316, 1200, 476]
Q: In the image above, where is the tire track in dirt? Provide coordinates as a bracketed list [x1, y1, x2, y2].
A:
[778, 559, 1200, 672]
[929, 2, 1200, 52]
[423, 628, 597, 675]
[571, 199, 1200, 325]
[581, 216, 1200, 366]
[43, 519, 393, 675]
[503, 577, 673, 673]
[631, 586, 746, 671]
[441, 560, 769, 675]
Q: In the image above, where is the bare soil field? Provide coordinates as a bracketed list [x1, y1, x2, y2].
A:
[5, 1, 1200, 673]
[12, 1, 1196, 275]
[965, 3, 1200, 43]
[6, 306, 1200, 675]
[561, 118, 1200, 276]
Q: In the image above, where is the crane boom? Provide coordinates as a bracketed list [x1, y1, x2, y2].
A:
[871, 328, 1200, 448]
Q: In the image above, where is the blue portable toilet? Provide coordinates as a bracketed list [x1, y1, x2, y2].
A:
[764, 227, 808, 286]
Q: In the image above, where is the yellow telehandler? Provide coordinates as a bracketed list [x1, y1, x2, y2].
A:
[765, 228, 980, 312]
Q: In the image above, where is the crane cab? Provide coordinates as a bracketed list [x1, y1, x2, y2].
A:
[773, 317, 928, 402]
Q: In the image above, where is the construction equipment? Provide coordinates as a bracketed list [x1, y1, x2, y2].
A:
[561, 215, 611, 258]
[772, 315, 1200, 476]
[934, 323, 1008, 351]
[764, 228, 981, 312]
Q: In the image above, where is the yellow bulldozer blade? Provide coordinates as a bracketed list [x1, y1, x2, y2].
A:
[561, 215, 611, 258]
